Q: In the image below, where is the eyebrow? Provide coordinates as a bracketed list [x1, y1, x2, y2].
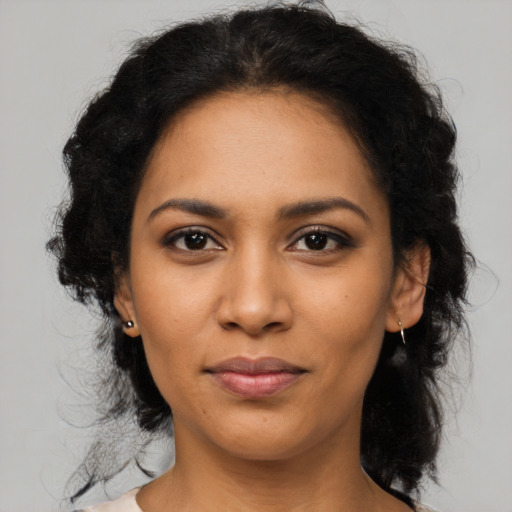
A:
[278, 197, 370, 223]
[147, 196, 369, 224]
[147, 198, 226, 222]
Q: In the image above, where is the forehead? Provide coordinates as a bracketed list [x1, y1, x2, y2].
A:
[137, 90, 387, 221]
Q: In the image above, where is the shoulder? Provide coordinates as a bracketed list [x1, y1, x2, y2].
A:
[413, 500, 439, 512]
[73, 487, 437, 512]
[75, 488, 142, 512]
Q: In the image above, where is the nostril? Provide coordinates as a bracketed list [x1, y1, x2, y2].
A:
[221, 321, 240, 331]
[216, 290, 293, 335]
[221, 321, 282, 331]
[265, 321, 284, 331]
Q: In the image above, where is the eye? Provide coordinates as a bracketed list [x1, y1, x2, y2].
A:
[163, 228, 223, 251]
[289, 228, 354, 252]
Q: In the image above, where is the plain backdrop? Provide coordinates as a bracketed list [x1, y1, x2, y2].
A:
[0, 0, 511, 511]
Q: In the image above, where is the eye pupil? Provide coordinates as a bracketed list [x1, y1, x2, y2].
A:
[185, 232, 207, 250]
[305, 233, 328, 250]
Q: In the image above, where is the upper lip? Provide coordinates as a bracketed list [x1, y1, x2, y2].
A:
[206, 357, 305, 375]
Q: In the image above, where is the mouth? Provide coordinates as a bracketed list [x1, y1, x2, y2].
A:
[205, 357, 306, 399]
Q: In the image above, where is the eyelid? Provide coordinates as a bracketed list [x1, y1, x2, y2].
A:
[287, 225, 355, 251]
[160, 225, 354, 252]
[162, 226, 224, 250]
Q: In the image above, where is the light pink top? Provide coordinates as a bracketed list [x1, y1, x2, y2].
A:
[80, 488, 142, 512]
[80, 487, 437, 511]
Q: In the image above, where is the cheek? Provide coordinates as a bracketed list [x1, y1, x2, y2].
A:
[298, 261, 392, 340]
[298, 259, 393, 385]
[132, 259, 215, 340]
[129, 268, 218, 399]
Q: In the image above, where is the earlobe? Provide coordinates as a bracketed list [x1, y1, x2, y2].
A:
[386, 242, 431, 333]
[113, 273, 140, 338]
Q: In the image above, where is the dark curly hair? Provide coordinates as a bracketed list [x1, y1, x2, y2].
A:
[48, 1, 472, 502]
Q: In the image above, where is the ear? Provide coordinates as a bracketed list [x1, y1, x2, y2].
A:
[114, 271, 141, 338]
[385, 242, 431, 333]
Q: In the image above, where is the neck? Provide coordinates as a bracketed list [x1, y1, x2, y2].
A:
[136, 418, 401, 512]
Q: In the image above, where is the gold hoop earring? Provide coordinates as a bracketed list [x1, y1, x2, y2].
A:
[398, 320, 406, 344]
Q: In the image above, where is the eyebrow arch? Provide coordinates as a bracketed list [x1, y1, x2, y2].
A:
[147, 198, 227, 223]
[278, 197, 370, 223]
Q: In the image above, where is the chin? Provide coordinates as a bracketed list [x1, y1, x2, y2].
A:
[220, 436, 311, 462]
[207, 414, 331, 462]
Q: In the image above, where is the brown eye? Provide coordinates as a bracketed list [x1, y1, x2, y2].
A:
[304, 233, 329, 250]
[289, 228, 355, 253]
[163, 229, 223, 252]
[183, 232, 208, 250]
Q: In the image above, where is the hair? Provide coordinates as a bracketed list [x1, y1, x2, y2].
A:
[48, 0, 472, 502]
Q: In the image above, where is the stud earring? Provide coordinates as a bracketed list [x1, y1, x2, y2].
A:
[124, 320, 135, 329]
[398, 320, 405, 344]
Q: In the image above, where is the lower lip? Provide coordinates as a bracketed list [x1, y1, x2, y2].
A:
[210, 371, 302, 399]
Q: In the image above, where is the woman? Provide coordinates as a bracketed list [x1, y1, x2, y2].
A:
[48, 2, 471, 511]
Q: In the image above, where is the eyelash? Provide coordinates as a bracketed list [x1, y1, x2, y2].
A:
[288, 226, 355, 253]
[162, 227, 223, 252]
[161, 226, 354, 253]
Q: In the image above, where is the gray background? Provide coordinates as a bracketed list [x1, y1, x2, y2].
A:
[1, 0, 511, 511]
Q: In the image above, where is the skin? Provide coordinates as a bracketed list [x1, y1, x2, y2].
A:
[115, 90, 430, 512]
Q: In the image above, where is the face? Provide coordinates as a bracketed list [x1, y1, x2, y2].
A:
[116, 90, 426, 462]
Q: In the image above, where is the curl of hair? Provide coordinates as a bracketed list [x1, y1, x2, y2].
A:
[48, 1, 472, 501]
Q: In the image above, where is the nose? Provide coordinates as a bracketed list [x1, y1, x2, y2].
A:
[216, 250, 293, 336]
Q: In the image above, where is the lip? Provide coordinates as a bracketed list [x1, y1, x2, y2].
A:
[206, 357, 306, 399]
